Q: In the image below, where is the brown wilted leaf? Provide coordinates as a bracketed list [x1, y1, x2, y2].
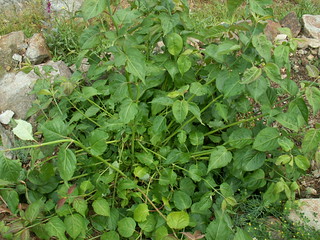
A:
[181, 230, 205, 240]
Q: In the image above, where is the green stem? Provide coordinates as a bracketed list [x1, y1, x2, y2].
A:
[204, 113, 266, 136]
[0, 139, 73, 152]
[66, 98, 102, 127]
[163, 94, 223, 145]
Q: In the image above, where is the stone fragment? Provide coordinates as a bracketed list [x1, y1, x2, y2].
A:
[0, 61, 71, 119]
[275, 34, 288, 44]
[302, 15, 320, 40]
[12, 53, 23, 62]
[25, 33, 51, 64]
[264, 20, 281, 41]
[296, 37, 320, 49]
[307, 54, 315, 61]
[280, 12, 301, 37]
[288, 199, 320, 230]
[0, 110, 14, 124]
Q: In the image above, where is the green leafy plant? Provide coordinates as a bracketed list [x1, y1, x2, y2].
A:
[1, 0, 320, 239]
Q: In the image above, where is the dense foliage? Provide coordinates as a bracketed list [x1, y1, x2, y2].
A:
[1, 0, 320, 239]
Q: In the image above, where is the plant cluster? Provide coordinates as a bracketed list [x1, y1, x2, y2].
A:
[1, 0, 320, 239]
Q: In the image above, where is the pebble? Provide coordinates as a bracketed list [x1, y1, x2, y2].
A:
[307, 54, 315, 61]
[297, 49, 307, 55]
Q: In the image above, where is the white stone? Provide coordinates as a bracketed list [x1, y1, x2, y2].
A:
[12, 53, 22, 62]
[288, 198, 320, 230]
[0, 110, 14, 124]
[275, 34, 288, 43]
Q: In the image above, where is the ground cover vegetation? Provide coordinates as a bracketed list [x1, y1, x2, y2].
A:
[1, 0, 320, 239]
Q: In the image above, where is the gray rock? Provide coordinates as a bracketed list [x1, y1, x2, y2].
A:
[0, 31, 26, 75]
[288, 198, 320, 230]
[264, 20, 281, 41]
[0, 61, 71, 119]
[280, 12, 301, 37]
[302, 15, 320, 40]
[12, 53, 23, 63]
[297, 37, 320, 49]
[26, 33, 51, 65]
[49, 0, 84, 13]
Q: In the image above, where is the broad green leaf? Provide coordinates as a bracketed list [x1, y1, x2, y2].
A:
[125, 49, 146, 82]
[247, 76, 269, 101]
[240, 148, 266, 171]
[240, 66, 262, 84]
[227, 0, 245, 15]
[306, 64, 319, 78]
[64, 214, 84, 239]
[151, 96, 174, 106]
[177, 55, 191, 75]
[81, 0, 107, 20]
[206, 210, 233, 240]
[89, 129, 108, 156]
[40, 118, 68, 142]
[264, 63, 281, 83]
[134, 204, 149, 222]
[243, 169, 266, 190]
[294, 155, 310, 171]
[178, 130, 187, 144]
[189, 102, 203, 124]
[274, 45, 290, 68]
[164, 60, 179, 80]
[79, 26, 100, 49]
[189, 131, 204, 146]
[113, 8, 141, 26]
[166, 33, 183, 56]
[155, 226, 169, 240]
[249, 0, 272, 16]
[277, 99, 308, 131]
[0, 189, 19, 213]
[191, 193, 213, 214]
[252, 34, 272, 62]
[119, 98, 139, 123]
[93, 198, 110, 216]
[12, 119, 34, 141]
[208, 146, 232, 172]
[167, 211, 189, 229]
[278, 137, 294, 152]
[205, 41, 241, 63]
[215, 103, 228, 121]
[216, 70, 245, 98]
[190, 82, 209, 96]
[45, 216, 67, 240]
[301, 128, 320, 154]
[253, 127, 279, 151]
[139, 214, 156, 232]
[228, 128, 253, 149]
[117, 217, 136, 238]
[173, 191, 192, 210]
[73, 198, 88, 217]
[276, 113, 300, 132]
[150, 116, 167, 134]
[0, 153, 21, 182]
[233, 228, 253, 240]
[101, 231, 120, 240]
[306, 87, 320, 115]
[57, 147, 77, 182]
[275, 155, 292, 165]
[133, 166, 150, 180]
[25, 200, 43, 223]
[159, 168, 177, 186]
[172, 100, 188, 123]
[135, 152, 154, 167]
